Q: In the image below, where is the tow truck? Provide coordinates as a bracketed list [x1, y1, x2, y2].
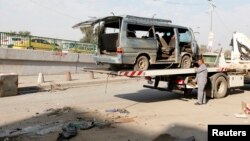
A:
[84, 32, 250, 99]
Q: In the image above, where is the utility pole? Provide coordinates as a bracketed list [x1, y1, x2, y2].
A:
[209, 0, 216, 32]
[207, 0, 216, 52]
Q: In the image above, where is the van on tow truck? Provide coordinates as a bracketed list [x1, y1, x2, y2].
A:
[74, 15, 199, 71]
[83, 32, 250, 99]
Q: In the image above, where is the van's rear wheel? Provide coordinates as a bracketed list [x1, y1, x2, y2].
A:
[214, 76, 228, 98]
[180, 55, 191, 68]
[134, 56, 149, 71]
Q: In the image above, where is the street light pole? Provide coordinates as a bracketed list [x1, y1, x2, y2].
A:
[208, 0, 216, 32]
[207, 0, 216, 52]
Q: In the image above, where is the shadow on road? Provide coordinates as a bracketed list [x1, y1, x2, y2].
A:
[115, 89, 198, 103]
[243, 84, 250, 91]
[153, 123, 207, 141]
[115, 83, 250, 104]
[225, 84, 250, 97]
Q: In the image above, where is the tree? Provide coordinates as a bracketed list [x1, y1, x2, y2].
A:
[18, 31, 31, 36]
[80, 27, 98, 44]
[9, 31, 31, 36]
[9, 31, 17, 35]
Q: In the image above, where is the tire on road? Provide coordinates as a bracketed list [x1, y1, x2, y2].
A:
[213, 76, 228, 98]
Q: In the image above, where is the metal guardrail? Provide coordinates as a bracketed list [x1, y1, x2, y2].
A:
[0, 32, 96, 54]
[61, 42, 97, 54]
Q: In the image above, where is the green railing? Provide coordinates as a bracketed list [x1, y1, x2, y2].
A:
[0, 32, 96, 54]
[61, 42, 97, 54]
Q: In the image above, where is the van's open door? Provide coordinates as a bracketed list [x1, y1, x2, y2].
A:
[72, 16, 122, 29]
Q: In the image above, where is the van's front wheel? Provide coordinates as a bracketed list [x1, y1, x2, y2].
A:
[134, 56, 149, 71]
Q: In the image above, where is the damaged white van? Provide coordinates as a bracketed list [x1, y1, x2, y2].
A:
[73, 15, 199, 70]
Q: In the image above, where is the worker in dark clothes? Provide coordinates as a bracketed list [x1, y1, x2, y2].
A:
[194, 57, 208, 105]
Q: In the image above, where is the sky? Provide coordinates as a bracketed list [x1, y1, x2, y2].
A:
[0, 0, 250, 50]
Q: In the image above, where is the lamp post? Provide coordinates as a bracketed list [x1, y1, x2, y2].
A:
[208, 0, 216, 32]
[207, 0, 216, 52]
[194, 26, 200, 43]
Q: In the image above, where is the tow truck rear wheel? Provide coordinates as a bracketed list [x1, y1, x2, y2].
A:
[213, 76, 228, 98]
[134, 56, 149, 71]
[180, 55, 191, 69]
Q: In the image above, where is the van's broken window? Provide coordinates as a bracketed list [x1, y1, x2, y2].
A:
[127, 24, 153, 39]
[104, 20, 120, 34]
[99, 20, 120, 53]
[179, 29, 191, 43]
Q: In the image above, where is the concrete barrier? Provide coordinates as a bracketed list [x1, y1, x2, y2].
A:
[0, 48, 107, 75]
[0, 73, 18, 97]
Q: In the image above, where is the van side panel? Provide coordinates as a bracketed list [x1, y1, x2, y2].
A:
[120, 22, 158, 64]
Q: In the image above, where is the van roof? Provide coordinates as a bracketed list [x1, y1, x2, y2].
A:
[73, 15, 188, 29]
[123, 15, 172, 24]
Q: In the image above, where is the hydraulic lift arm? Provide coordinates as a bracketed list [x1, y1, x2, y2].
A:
[231, 32, 250, 61]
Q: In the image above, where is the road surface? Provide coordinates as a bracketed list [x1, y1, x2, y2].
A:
[0, 79, 250, 141]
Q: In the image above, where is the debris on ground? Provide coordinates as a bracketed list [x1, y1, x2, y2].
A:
[45, 107, 72, 116]
[95, 121, 113, 129]
[46, 82, 68, 92]
[0, 107, 135, 140]
[105, 108, 130, 114]
[74, 120, 95, 130]
[35, 121, 65, 135]
[0, 121, 64, 138]
[242, 101, 250, 114]
[9, 128, 22, 134]
[57, 123, 77, 141]
[56, 119, 97, 141]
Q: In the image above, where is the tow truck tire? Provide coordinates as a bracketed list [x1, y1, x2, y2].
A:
[214, 76, 228, 98]
[134, 56, 149, 71]
[180, 55, 191, 69]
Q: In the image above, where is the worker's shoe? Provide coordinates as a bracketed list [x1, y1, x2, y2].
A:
[194, 102, 202, 105]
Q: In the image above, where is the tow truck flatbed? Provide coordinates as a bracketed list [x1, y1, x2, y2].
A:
[117, 67, 225, 77]
[82, 32, 250, 99]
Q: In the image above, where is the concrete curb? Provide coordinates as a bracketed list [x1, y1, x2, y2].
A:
[18, 77, 140, 93]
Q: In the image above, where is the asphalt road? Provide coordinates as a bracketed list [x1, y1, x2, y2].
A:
[0, 79, 250, 141]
